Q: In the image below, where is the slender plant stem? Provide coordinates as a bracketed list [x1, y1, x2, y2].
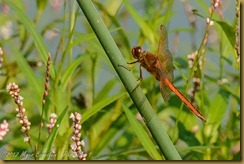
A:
[76, 0, 181, 160]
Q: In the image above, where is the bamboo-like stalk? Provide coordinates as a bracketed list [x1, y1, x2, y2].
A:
[76, 0, 181, 160]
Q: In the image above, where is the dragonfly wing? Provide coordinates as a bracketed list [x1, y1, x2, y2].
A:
[157, 25, 168, 58]
[159, 80, 171, 102]
[162, 49, 174, 81]
[157, 25, 174, 82]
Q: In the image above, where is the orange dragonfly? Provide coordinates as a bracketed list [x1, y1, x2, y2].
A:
[128, 25, 206, 122]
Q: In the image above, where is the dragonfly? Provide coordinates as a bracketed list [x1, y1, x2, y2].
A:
[127, 25, 206, 122]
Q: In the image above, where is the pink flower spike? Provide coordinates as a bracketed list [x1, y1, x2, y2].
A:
[70, 112, 87, 160]
[6, 82, 31, 143]
[47, 113, 57, 133]
[0, 120, 9, 141]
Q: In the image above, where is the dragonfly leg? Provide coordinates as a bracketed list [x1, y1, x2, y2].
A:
[119, 62, 143, 93]
[138, 64, 143, 81]
[118, 64, 130, 71]
[132, 79, 143, 93]
[127, 60, 139, 65]
[131, 65, 143, 92]
[118, 60, 138, 71]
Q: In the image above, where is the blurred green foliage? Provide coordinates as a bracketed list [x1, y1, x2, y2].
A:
[0, 0, 240, 160]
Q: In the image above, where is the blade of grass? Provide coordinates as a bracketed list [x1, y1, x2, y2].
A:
[122, 104, 163, 160]
[215, 20, 235, 48]
[76, 0, 181, 160]
[94, 78, 118, 103]
[123, 0, 155, 45]
[81, 92, 126, 124]
[38, 106, 68, 160]
[13, 47, 42, 106]
[91, 112, 125, 158]
[61, 54, 90, 90]
[203, 88, 229, 144]
[5, 0, 55, 78]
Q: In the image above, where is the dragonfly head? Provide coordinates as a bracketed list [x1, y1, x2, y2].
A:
[132, 46, 142, 59]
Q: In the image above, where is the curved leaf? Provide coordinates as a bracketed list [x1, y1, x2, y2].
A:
[81, 92, 126, 123]
[122, 104, 163, 160]
[38, 106, 68, 160]
[61, 54, 90, 89]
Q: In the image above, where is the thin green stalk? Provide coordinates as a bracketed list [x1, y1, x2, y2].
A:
[67, 2, 79, 107]
[76, 0, 181, 160]
[53, 2, 67, 113]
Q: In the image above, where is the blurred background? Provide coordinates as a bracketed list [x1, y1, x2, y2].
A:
[0, 0, 240, 160]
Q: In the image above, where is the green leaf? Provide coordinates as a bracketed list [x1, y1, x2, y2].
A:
[215, 21, 235, 48]
[5, 0, 55, 78]
[38, 106, 68, 160]
[207, 89, 229, 124]
[123, 0, 155, 45]
[36, 0, 48, 12]
[61, 54, 90, 89]
[177, 120, 200, 146]
[122, 104, 162, 160]
[204, 89, 229, 144]
[91, 114, 126, 158]
[13, 47, 42, 106]
[94, 78, 118, 103]
[81, 92, 126, 123]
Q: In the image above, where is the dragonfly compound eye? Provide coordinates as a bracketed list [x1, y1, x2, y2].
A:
[132, 46, 142, 59]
